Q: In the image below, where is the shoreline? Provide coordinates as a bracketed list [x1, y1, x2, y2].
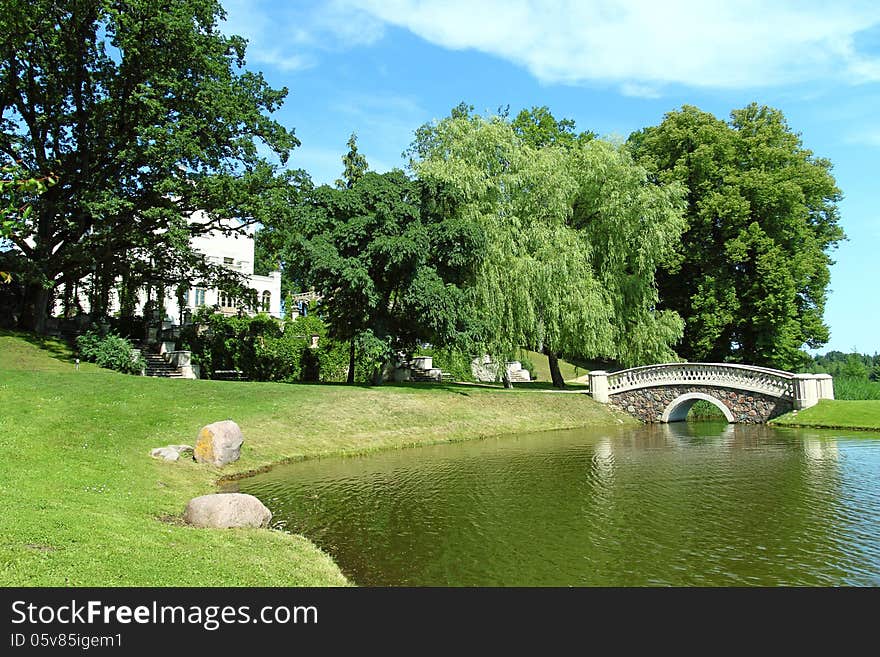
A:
[1, 333, 632, 586]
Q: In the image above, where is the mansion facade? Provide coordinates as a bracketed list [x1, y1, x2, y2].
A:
[54, 212, 282, 323]
[168, 212, 281, 321]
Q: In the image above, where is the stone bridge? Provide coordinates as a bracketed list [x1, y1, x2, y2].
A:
[588, 363, 834, 424]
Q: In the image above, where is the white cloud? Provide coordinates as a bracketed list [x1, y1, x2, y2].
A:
[619, 82, 661, 99]
[340, 0, 880, 93]
[848, 129, 880, 147]
[222, 0, 385, 72]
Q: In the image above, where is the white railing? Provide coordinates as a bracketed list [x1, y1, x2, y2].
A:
[588, 363, 833, 413]
[606, 362, 796, 398]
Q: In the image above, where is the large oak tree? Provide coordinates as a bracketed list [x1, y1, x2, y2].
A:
[0, 0, 297, 331]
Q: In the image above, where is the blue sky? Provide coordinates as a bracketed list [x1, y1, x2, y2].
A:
[222, 0, 880, 355]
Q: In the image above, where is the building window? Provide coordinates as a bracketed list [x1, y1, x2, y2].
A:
[194, 288, 206, 306]
[223, 257, 234, 266]
[262, 290, 271, 312]
[219, 291, 234, 308]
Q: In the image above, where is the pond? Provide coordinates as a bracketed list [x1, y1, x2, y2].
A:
[232, 422, 880, 586]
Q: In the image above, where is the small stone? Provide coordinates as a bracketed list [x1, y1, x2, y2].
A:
[150, 447, 180, 461]
[183, 493, 272, 529]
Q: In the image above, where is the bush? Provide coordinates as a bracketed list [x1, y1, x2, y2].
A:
[517, 354, 536, 380]
[76, 330, 144, 375]
[415, 346, 475, 382]
[178, 311, 370, 383]
[833, 377, 880, 400]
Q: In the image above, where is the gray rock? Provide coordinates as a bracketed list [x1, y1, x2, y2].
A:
[150, 444, 194, 461]
[183, 493, 272, 529]
[194, 420, 243, 466]
[150, 447, 180, 461]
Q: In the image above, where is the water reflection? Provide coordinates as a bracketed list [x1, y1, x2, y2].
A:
[236, 424, 880, 586]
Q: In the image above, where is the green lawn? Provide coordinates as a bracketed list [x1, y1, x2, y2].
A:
[518, 349, 585, 382]
[0, 332, 631, 586]
[770, 399, 880, 431]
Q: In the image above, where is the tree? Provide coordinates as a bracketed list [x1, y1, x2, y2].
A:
[335, 133, 369, 190]
[0, 0, 298, 332]
[283, 168, 483, 384]
[0, 160, 57, 284]
[409, 108, 685, 387]
[511, 105, 595, 149]
[840, 353, 869, 379]
[628, 104, 844, 370]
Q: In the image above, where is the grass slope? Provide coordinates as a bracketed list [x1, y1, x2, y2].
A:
[518, 349, 584, 382]
[0, 333, 631, 586]
[770, 399, 880, 431]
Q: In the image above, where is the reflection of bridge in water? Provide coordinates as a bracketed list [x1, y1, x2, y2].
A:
[589, 363, 834, 424]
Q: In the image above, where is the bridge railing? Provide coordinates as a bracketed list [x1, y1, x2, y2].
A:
[588, 362, 796, 402]
[589, 362, 833, 409]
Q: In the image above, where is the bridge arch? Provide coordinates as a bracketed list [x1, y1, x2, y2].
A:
[589, 363, 834, 424]
[660, 392, 734, 423]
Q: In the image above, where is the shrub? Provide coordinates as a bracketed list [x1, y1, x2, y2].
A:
[517, 354, 536, 380]
[833, 377, 880, 400]
[76, 330, 144, 375]
[417, 346, 475, 382]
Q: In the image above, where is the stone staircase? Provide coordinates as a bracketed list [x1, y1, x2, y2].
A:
[395, 355, 454, 383]
[506, 361, 532, 383]
[143, 352, 186, 378]
[471, 356, 532, 383]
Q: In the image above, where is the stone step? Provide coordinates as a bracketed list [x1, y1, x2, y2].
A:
[143, 354, 186, 378]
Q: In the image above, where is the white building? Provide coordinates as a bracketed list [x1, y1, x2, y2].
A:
[170, 212, 282, 321]
[53, 211, 282, 323]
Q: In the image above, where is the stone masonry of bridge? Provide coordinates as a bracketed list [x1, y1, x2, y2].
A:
[608, 385, 793, 424]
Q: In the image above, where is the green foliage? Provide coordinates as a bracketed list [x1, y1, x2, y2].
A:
[840, 354, 869, 379]
[628, 104, 844, 370]
[279, 166, 484, 381]
[807, 350, 879, 379]
[178, 310, 385, 383]
[833, 377, 880, 401]
[76, 330, 144, 375]
[415, 346, 475, 382]
[410, 107, 685, 370]
[511, 106, 595, 148]
[0, 161, 58, 283]
[687, 400, 726, 420]
[1, 0, 297, 330]
[516, 354, 536, 380]
[335, 133, 369, 189]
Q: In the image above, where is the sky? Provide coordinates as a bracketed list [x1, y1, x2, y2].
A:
[221, 0, 880, 355]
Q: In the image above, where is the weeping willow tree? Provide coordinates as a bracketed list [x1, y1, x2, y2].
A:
[409, 108, 686, 386]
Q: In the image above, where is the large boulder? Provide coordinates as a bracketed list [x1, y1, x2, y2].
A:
[194, 420, 243, 466]
[183, 493, 272, 529]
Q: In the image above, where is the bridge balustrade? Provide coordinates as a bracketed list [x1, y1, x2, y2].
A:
[589, 362, 832, 413]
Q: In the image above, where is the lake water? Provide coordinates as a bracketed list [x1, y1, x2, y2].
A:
[233, 422, 880, 586]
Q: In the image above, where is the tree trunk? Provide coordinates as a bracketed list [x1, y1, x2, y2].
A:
[20, 283, 50, 334]
[347, 338, 356, 384]
[544, 345, 566, 389]
[502, 368, 513, 389]
[62, 279, 73, 318]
